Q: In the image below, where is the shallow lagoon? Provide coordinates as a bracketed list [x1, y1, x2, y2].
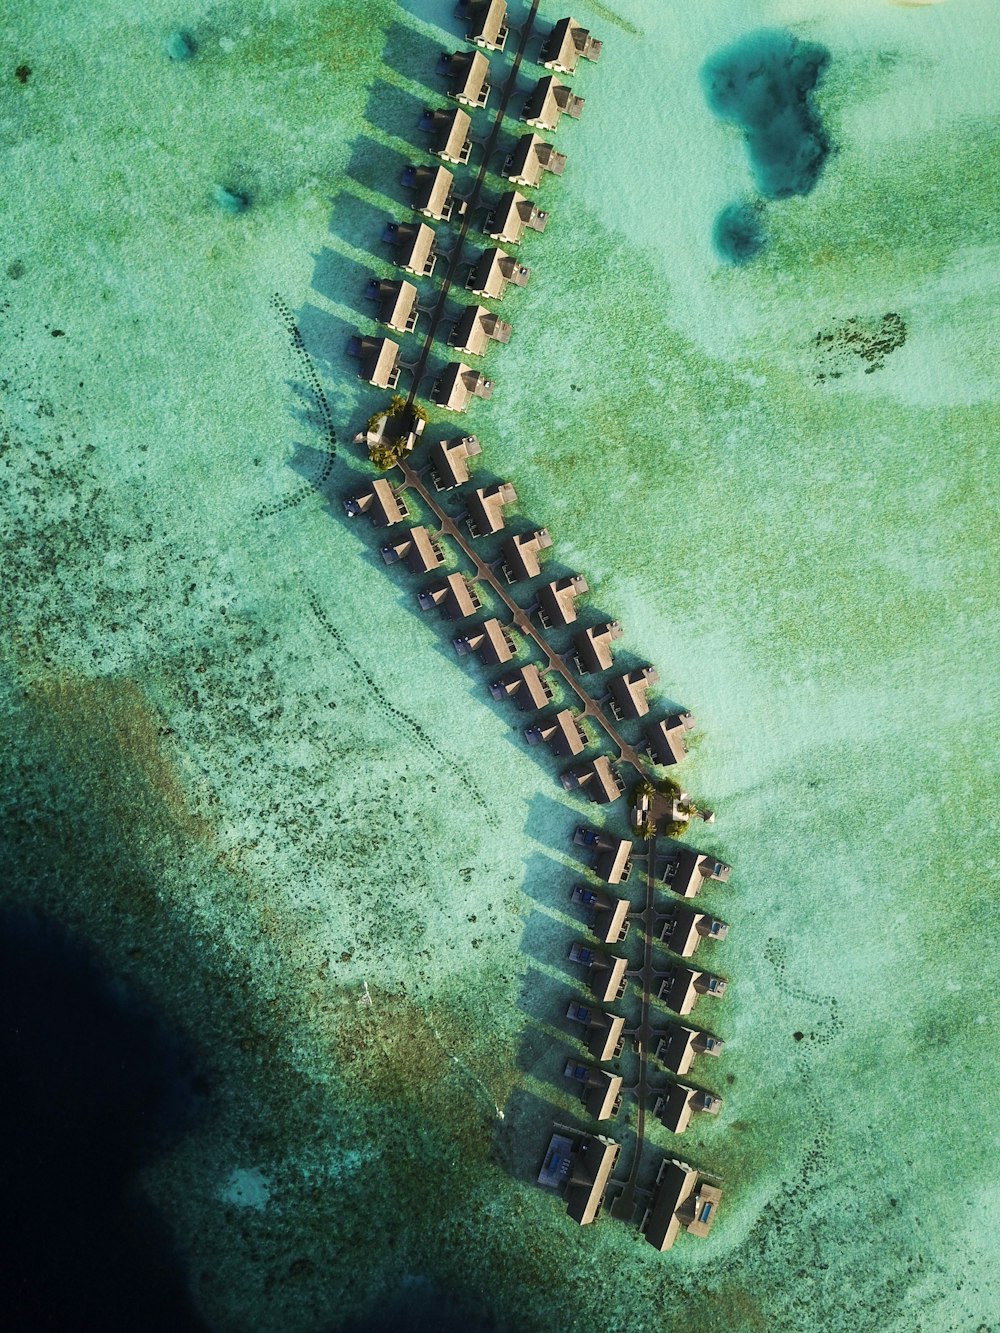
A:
[1, 0, 998, 1329]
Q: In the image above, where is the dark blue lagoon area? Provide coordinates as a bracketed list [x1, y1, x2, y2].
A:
[713, 199, 768, 265]
[0, 907, 208, 1332]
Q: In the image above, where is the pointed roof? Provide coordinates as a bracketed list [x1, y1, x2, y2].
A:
[503, 134, 567, 188]
[523, 74, 585, 130]
[466, 482, 517, 536]
[484, 190, 548, 244]
[537, 574, 588, 627]
[609, 666, 659, 720]
[542, 17, 603, 74]
[429, 106, 472, 164]
[456, 617, 516, 665]
[500, 528, 552, 581]
[528, 708, 588, 757]
[594, 837, 633, 884]
[432, 362, 495, 411]
[429, 433, 482, 489]
[375, 279, 419, 333]
[344, 478, 408, 528]
[408, 164, 456, 221]
[463, 0, 509, 52]
[573, 621, 624, 673]
[356, 336, 401, 389]
[565, 1133, 619, 1225]
[466, 246, 531, 299]
[489, 663, 553, 711]
[444, 48, 491, 106]
[390, 221, 438, 276]
[380, 524, 445, 574]
[562, 755, 624, 803]
[450, 304, 513, 356]
[585, 1070, 623, 1121]
[647, 711, 696, 765]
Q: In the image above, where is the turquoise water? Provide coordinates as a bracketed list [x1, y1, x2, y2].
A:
[1, 0, 999, 1329]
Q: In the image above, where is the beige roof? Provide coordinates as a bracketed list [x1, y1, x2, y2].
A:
[490, 663, 552, 711]
[466, 246, 530, 299]
[376, 280, 419, 333]
[542, 17, 603, 74]
[538, 575, 589, 627]
[357, 336, 401, 389]
[432, 361, 495, 411]
[585, 1070, 623, 1121]
[466, 482, 517, 536]
[405, 525, 444, 574]
[589, 951, 628, 1003]
[430, 434, 481, 489]
[655, 1024, 724, 1075]
[430, 107, 472, 163]
[592, 896, 630, 945]
[500, 528, 552, 581]
[655, 1083, 721, 1136]
[459, 617, 516, 665]
[464, 0, 509, 51]
[523, 74, 585, 131]
[532, 708, 588, 757]
[645, 1161, 721, 1250]
[418, 572, 481, 619]
[503, 134, 567, 188]
[392, 221, 437, 276]
[588, 1012, 625, 1062]
[609, 666, 659, 720]
[410, 164, 455, 221]
[565, 1133, 619, 1225]
[345, 477, 408, 528]
[664, 846, 732, 899]
[450, 304, 513, 357]
[484, 190, 548, 244]
[595, 837, 632, 884]
[564, 755, 623, 804]
[446, 49, 491, 106]
[646, 711, 695, 765]
[573, 621, 623, 673]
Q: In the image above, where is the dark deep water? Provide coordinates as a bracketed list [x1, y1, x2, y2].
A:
[713, 200, 768, 265]
[0, 907, 208, 1332]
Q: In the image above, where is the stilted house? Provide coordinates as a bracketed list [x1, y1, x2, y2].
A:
[522, 74, 585, 131]
[569, 942, 628, 1003]
[657, 966, 727, 1017]
[380, 525, 445, 574]
[454, 617, 516, 665]
[466, 246, 530, 299]
[573, 621, 623, 673]
[562, 755, 625, 803]
[538, 1130, 619, 1226]
[465, 482, 517, 536]
[441, 49, 491, 107]
[525, 708, 588, 757]
[403, 164, 462, 223]
[500, 528, 553, 582]
[344, 478, 409, 527]
[647, 712, 696, 765]
[595, 837, 634, 885]
[654, 1024, 724, 1076]
[416, 572, 482, 619]
[570, 886, 630, 945]
[460, 0, 509, 52]
[431, 362, 495, 411]
[484, 190, 548, 245]
[566, 1000, 626, 1061]
[537, 575, 589, 628]
[369, 278, 420, 334]
[489, 663, 553, 711]
[541, 17, 603, 74]
[386, 220, 438, 277]
[564, 1062, 623, 1121]
[608, 666, 659, 720]
[643, 1159, 721, 1251]
[429, 434, 482, 490]
[654, 1084, 723, 1136]
[503, 134, 567, 189]
[351, 335, 402, 390]
[662, 846, 732, 899]
[449, 304, 513, 357]
[424, 107, 473, 165]
[659, 906, 728, 959]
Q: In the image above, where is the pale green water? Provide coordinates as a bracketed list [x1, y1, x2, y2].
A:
[1, 0, 998, 1329]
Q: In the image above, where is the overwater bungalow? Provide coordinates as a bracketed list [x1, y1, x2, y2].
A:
[537, 575, 589, 628]
[654, 1024, 724, 1076]
[569, 941, 628, 1003]
[500, 528, 553, 582]
[658, 965, 727, 1017]
[608, 666, 659, 721]
[643, 1159, 721, 1251]
[503, 134, 567, 189]
[440, 48, 491, 107]
[566, 1000, 626, 1061]
[385, 220, 438, 277]
[429, 434, 482, 490]
[484, 190, 548, 245]
[525, 708, 589, 757]
[541, 17, 603, 74]
[489, 663, 553, 711]
[573, 621, 624, 674]
[449, 304, 513, 357]
[350, 335, 402, 390]
[659, 906, 728, 959]
[380, 525, 445, 574]
[402, 163, 461, 223]
[538, 1129, 619, 1226]
[344, 478, 409, 527]
[564, 1062, 623, 1121]
[417, 571, 482, 619]
[522, 74, 585, 131]
[570, 887, 630, 946]
[431, 362, 495, 412]
[454, 617, 516, 665]
[423, 106, 473, 165]
[654, 1084, 723, 1136]
[466, 482, 517, 536]
[466, 246, 530, 299]
[459, 0, 509, 53]
[662, 845, 732, 899]
[646, 711, 696, 765]
[368, 278, 420, 334]
[562, 755, 625, 804]
[596, 837, 634, 885]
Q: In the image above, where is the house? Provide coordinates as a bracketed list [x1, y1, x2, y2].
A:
[565, 1000, 626, 1061]
[654, 1084, 723, 1136]
[573, 621, 623, 674]
[344, 478, 409, 527]
[454, 617, 516, 665]
[569, 941, 628, 1003]
[581, 890, 631, 946]
[525, 708, 588, 757]
[403, 163, 461, 222]
[484, 190, 548, 245]
[500, 529, 552, 582]
[503, 134, 567, 189]
[459, 0, 509, 52]
[368, 278, 419, 334]
[431, 362, 495, 411]
[643, 1159, 721, 1251]
[429, 434, 482, 490]
[416, 572, 482, 619]
[595, 837, 633, 885]
[386, 220, 438, 277]
[541, 17, 603, 74]
[380, 525, 445, 574]
[466, 246, 530, 299]
[425, 107, 473, 165]
[654, 1024, 724, 1076]
[659, 906, 728, 959]
[646, 712, 696, 765]
[466, 482, 517, 536]
[657, 966, 727, 1017]
[562, 755, 625, 803]
[522, 74, 585, 131]
[441, 48, 491, 107]
[662, 845, 732, 899]
[351, 335, 401, 390]
[564, 1062, 623, 1121]
[537, 575, 588, 627]
[608, 666, 659, 720]
[489, 663, 553, 711]
[538, 1130, 619, 1226]
[449, 304, 513, 357]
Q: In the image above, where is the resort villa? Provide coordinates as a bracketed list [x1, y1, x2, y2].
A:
[466, 246, 531, 299]
[431, 362, 495, 411]
[642, 1159, 721, 1252]
[608, 666, 659, 720]
[385, 220, 439, 277]
[658, 906, 728, 959]
[429, 434, 482, 490]
[489, 663, 554, 711]
[449, 304, 513, 357]
[657, 965, 727, 1017]
[541, 17, 603, 74]
[653, 1084, 723, 1136]
[344, 478, 409, 528]
[646, 712, 697, 765]
[417, 572, 482, 619]
[654, 1024, 725, 1076]
[380, 525, 446, 574]
[465, 482, 518, 536]
[525, 708, 589, 757]
[537, 575, 589, 627]
[522, 74, 585, 131]
[403, 163, 462, 223]
[566, 999, 627, 1061]
[573, 621, 624, 673]
[459, 0, 509, 52]
[484, 190, 548, 245]
[538, 1130, 620, 1226]
[454, 617, 517, 665]
[503, 134, 567, 189]
[562, 755, 625, 803]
